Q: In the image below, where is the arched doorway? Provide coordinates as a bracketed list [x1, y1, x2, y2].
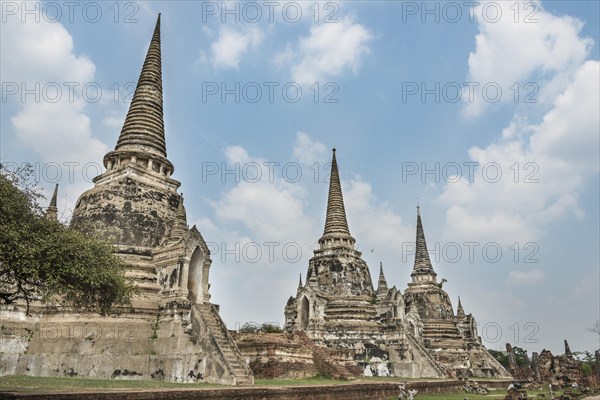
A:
[188, 247, 204, 303]
[300, 297, 310, 331]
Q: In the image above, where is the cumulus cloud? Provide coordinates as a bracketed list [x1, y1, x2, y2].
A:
[440, 60, 599, 245]
[1, 2, 110, 219]
[345, 178, 413, 254]
[209, 26, 264, 69]
[463, 0, 593, 117]
[209, 145, 313, 249]
[1, 9, 106, 164]
[507, 269, 546, 285]
[279, 16, 372, 85]
[292, 131, 328, 165]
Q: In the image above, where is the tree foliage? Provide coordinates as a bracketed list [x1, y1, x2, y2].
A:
[260, 323, 283, 333]
[238, 322, 260, 333]
[0, 163, 135, 314]
[489, 347, 530, 368]
[512, 346, 530, 367]
[238, 322, 283, 333]
[573, 351, 596, 376]
[489, 349, 510, 368]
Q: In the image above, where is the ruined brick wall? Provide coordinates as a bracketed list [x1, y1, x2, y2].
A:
[235, 332, 364, 380]
[507, 346, 589, 385]
[3, 379, 512, 400]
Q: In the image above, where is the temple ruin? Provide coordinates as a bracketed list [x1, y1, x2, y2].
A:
[1, 15, 253, 385]
[3, 14, 516, 385]
[283, 149, 510, 379]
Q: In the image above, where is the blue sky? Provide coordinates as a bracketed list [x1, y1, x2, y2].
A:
[1, 0, 599, 354]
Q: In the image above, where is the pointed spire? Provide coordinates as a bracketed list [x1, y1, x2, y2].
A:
[170, 194, 187, 240]
[45, 184, 59, 220]
[298, 273, 303, 289]
[117, 13, 165, 156]
[410, 206, 437, 284]
[323, 148, 350, 236]
[564, 339, 572, 356]
[457, 296, 465, 317]
[377, 262, 388, 292]
[318, 149, 355, 250]
[108, 14, 168, 165]
[49, 183, 58, 208]
[414, 206, 433, 271]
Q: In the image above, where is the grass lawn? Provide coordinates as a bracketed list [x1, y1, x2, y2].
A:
[0, 375, 222, 393]
[0, 375, 460, 393]
[1, 375, 561, 399]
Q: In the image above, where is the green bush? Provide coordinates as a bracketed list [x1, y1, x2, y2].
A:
[239, 322, 260, 333]
[238, 322, 283, 333]
[260, 323, 283, 333]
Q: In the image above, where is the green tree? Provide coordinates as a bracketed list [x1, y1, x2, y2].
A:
[260, 323, 283, 333]
[573, 351, 595, 376]
[489, 349, 510, 368]
[0, 163, 135, 314]
[238, 322, 260, 333]
[512, 346, 530, 367]
[489, 347, 530, 368]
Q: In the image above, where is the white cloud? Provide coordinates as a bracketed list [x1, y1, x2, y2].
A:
[1, 2, 110, 219]
[280, 16, 372, 85]
[224, 145, 253, 164]
[210, 145, 313, 246]
[212, 179, 312, 244]
[439, 60, 599, 244]
[209, 26, 264, 69]
[1, 18, 94, 84]
[507, 269, 546, 285]
[292, 131, 328, 165]
[1, 6, 105, 164]
[463, 0, 593, 117]
[11, 101, 108, 166]
[345, 178, 413, 254]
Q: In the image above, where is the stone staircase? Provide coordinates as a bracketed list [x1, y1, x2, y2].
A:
[193, 303, 254, 385]
[323, 298, 381, 338]
[422, 319, 467, 350]
[120, 253, 162, 295]
[406, 333, 448, 377]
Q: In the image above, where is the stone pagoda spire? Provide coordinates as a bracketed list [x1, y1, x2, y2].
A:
[103, 13, 174, 176]
[169, 194, 187, 241]
[71, 14, 182, 250]
[456, 296, 465, 317]
[45, 184, 59, 220]
[377, 262, 388, 292]
[376, 262, 389, 299]
[410, 206, 437, 285]
[318, 149, 355, 250]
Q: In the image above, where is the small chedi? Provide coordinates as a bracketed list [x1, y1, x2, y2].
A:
[1, 15, 252, 385]
[281, 149, 510, 378]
